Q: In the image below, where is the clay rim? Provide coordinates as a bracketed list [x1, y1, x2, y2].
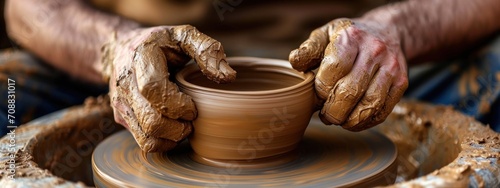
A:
[175, 57, 315, 96]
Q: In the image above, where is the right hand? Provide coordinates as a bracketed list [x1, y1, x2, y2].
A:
[289, 18, 408, 131]
[102, 25, 236, 152]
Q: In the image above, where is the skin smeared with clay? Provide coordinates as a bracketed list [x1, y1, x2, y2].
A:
[6, 0, 236, 153]
[101, 26, 236, 152]
[290, 18, 408, 131]
[1, 99, 499, 187]
[290, 0, 500, 131]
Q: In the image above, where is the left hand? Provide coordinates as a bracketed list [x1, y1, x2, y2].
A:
[289, 18, 408, 131]
[102, 25, 236, 152]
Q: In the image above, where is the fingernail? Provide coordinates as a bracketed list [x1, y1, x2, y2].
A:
[321, 105, 345, 125]
[314, 79, 331, 100]
[180, 110, 197, 121]
[217, 59, 236, 83]
[319, 113, 333, 125]
[289, 48, 309, 72]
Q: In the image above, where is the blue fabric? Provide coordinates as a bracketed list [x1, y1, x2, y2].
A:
[0, 50, 107, 136]
[405, 36, 500, 132]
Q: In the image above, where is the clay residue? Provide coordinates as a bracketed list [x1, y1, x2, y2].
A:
[0, 96, 121, 187]
[1, 96, 499, 187]
[92, 117, 397, 187]
[288, 19, 353, 72]
[375, 100, 500, 187]
[101, 25, 238, 153]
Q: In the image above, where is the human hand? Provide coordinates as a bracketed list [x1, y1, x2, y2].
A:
[102, 25, 236, 152]
[289, 18, 408, 131]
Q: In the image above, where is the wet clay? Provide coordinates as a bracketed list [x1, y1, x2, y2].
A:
[91, 117, 398, 187]
[288, 18, 407, 132]
[289, 19, 353, 72]
[374, 102, 500, 187]
[101, 25, 236, 153]
[176, 57, 316, 161]
[0, 96, 123, 187]
[0, 97, 499, 187]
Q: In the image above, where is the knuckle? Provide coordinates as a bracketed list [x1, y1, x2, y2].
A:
[314, 78, 331, 100]
[176, 24, 194, 31]
[370, 39, 387, 57]
[322, 109, 343, 125]
[211, 40, 222, 48]
[334, 18, 354, 28]
[346, 25, 363, 40]
[311, 27, 326, 37]
[398, 75, 409, 90]
[381, 58, 402, 76]
[363, 94, 384, 109]
[137, 109, 159, 134]
[321, 51, 337, 65]
[335, 80, 364, 100]
[386, 54, 406, 73]
[112, 110, 123, 123]
[328, 18, 354, 36]
[110, 97, 119, 109]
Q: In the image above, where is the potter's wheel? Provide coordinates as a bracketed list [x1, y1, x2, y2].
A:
[92, 116, 398, 187]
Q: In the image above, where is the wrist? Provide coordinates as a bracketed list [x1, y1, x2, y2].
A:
[360, 4, 409, 58]
[97, 19, 140, 84]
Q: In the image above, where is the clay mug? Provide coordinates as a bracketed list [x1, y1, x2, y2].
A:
[176, 57, 315, 161]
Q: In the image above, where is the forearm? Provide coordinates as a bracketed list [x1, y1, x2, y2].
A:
[363, 0, 500, 63]
[5, 0, 139, 84]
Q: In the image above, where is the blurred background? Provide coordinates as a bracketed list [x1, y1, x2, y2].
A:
[1, 0, 397, 59]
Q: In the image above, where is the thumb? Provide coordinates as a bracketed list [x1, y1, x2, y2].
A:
[289, 24, 330, 72]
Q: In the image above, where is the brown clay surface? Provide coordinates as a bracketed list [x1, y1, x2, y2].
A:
[176, 57, 316, 160]
[375, 102, 500, 187]
[91, 116, 398, 187]
[0, 98, 499, 187]
[0, 96, 122, 187]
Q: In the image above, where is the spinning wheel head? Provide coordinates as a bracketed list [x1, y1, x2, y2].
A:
[92, 114, 398, 187]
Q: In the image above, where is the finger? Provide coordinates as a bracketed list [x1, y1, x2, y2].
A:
[110, 95, 128, 128]
[319, 113, 333, 125]
[289, 24, 330, 72]
[111, 74, 180, 152]
[134, 43, 197, 120]
[116, 65, 193, 142]
[345, 53, 408, 131]
[341, 71, 391, 131]
[118, 82, 193, 142]
[115, 95, 179, 152]
[315, 34, 358, 99]
[372, 75, 408, 126]
[170, 25, 236, 84]
[372, 53, 408, 127]
[109, 75, 128, 127]
[320, 46, 381, 125]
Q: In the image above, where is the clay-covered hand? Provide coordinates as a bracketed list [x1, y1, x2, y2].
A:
[289, 18, 408, 131]
[102, 25, 236, 152]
